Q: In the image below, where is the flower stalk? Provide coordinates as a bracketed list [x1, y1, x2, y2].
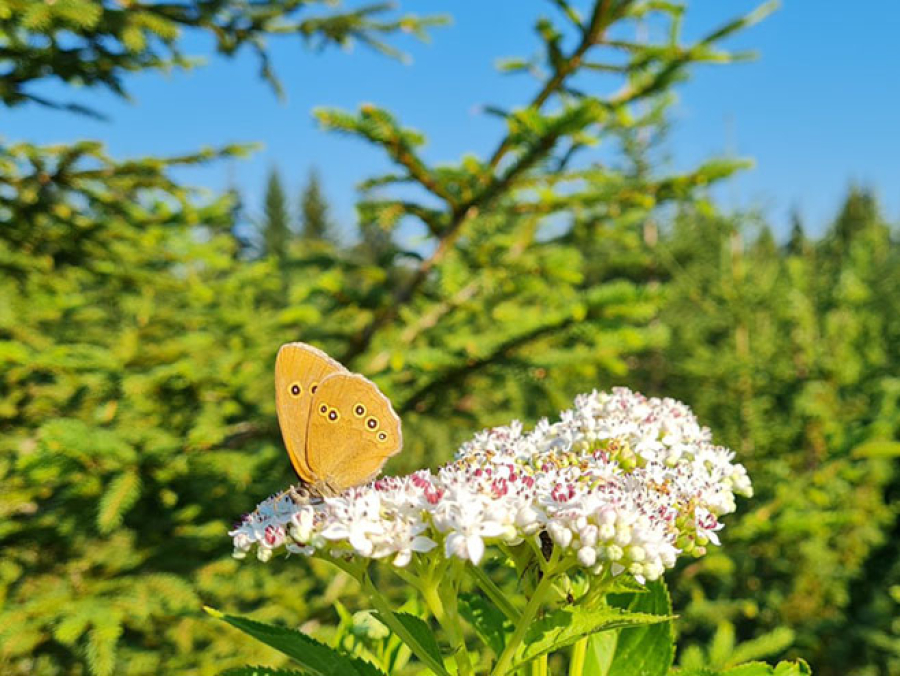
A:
[361, 569, 453, 676]
[568, 638, 587, 676]
[490, 550, 564, 676]
[466, 563, 521, 622]
[419, 562, 475, 676]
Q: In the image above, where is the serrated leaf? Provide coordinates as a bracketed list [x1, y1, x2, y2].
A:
[206, 608, 384, 676]
[605, 579, 674, 676]
[511, 605, 670, 670]
[458, 592, 512, 656]
[97, 470, 141, 534]
[601, 575, 650, 595]
[222, 667, 308, 676]
[376, 612, 442, 667]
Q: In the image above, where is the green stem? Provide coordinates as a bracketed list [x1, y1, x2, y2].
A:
[569, 637, 587, 676]
[321, 556, 452, 676]
[467, 562, 521, 622]
[423, 565, 475, 676]
[532, 655, 548, 676]
[491, 554, 563, 676]
[525, 536, 553, 576]
[321, 553, 365, 581]
[362, 572, 453, 676]
[580, 567, 614, 608]
[392, 564, 426, 592]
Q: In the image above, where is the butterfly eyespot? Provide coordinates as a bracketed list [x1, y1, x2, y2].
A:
[319, 404, 328, 415]
[310, 382, 319, 394]
[377, 431, 388, 442]
[354, 403, 366, 417]
[289, 383, 302, 397]
[366, 417, 379, 431]
[328, 409, 340, 422]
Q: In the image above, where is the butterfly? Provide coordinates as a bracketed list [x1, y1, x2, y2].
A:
[275, 342, 402, 497]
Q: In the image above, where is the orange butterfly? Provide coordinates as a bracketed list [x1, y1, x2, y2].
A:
[275, 342, 402, 496]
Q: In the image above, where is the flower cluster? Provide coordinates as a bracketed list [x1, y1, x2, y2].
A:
[231, 388, 752, 581]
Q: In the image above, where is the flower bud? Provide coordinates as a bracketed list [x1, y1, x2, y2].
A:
[578, 546, 597, 567]
[606, 544, 624, 561]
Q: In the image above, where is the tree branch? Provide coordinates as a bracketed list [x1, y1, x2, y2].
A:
[486, 0, 616, 171]
[399, 313, 580, 414]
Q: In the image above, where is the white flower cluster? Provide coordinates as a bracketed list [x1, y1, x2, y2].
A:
[231, 388, 752, 581]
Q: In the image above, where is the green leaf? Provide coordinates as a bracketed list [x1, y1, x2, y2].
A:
[601, 575, 651, 595]
[605, 579, 675, 676]
[677, 657, 812, 676]
[361, 577, 450, 676]
[375, 612, 442, 667]
[206, 608, 385, 676]
[582, 630, 617, 675]
[511, 605, 670, 670]
[458, 592, 512, 656]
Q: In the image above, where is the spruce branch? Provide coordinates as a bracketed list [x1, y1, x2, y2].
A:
[399, 310, 583, 414]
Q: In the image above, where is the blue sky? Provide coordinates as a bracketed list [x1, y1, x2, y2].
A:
[5, 1, 899, 240]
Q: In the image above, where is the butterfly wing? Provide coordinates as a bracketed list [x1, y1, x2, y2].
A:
[275, 342, 347, 483]
[306, 372, 402, 493]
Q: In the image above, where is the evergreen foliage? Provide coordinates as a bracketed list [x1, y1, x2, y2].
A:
[299, 168, 335, 243]
[262, 167, 293, 265]
[0, 0, 446, 116]
[785, 208, 808, 256]
[632, 189, 900, 676]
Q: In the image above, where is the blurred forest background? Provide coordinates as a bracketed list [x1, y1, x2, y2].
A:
[1, 1, 899, 676]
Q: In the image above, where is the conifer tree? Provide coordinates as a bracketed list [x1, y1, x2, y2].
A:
[637, 195, 900, 676]
[299, 168, 335, 243]
[753, 223, 778, 257]
[262, 167, 292, 263]
[786, 207, 809, 255]
[357, 219, 397, 266]
[831, 185, 879, 247]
